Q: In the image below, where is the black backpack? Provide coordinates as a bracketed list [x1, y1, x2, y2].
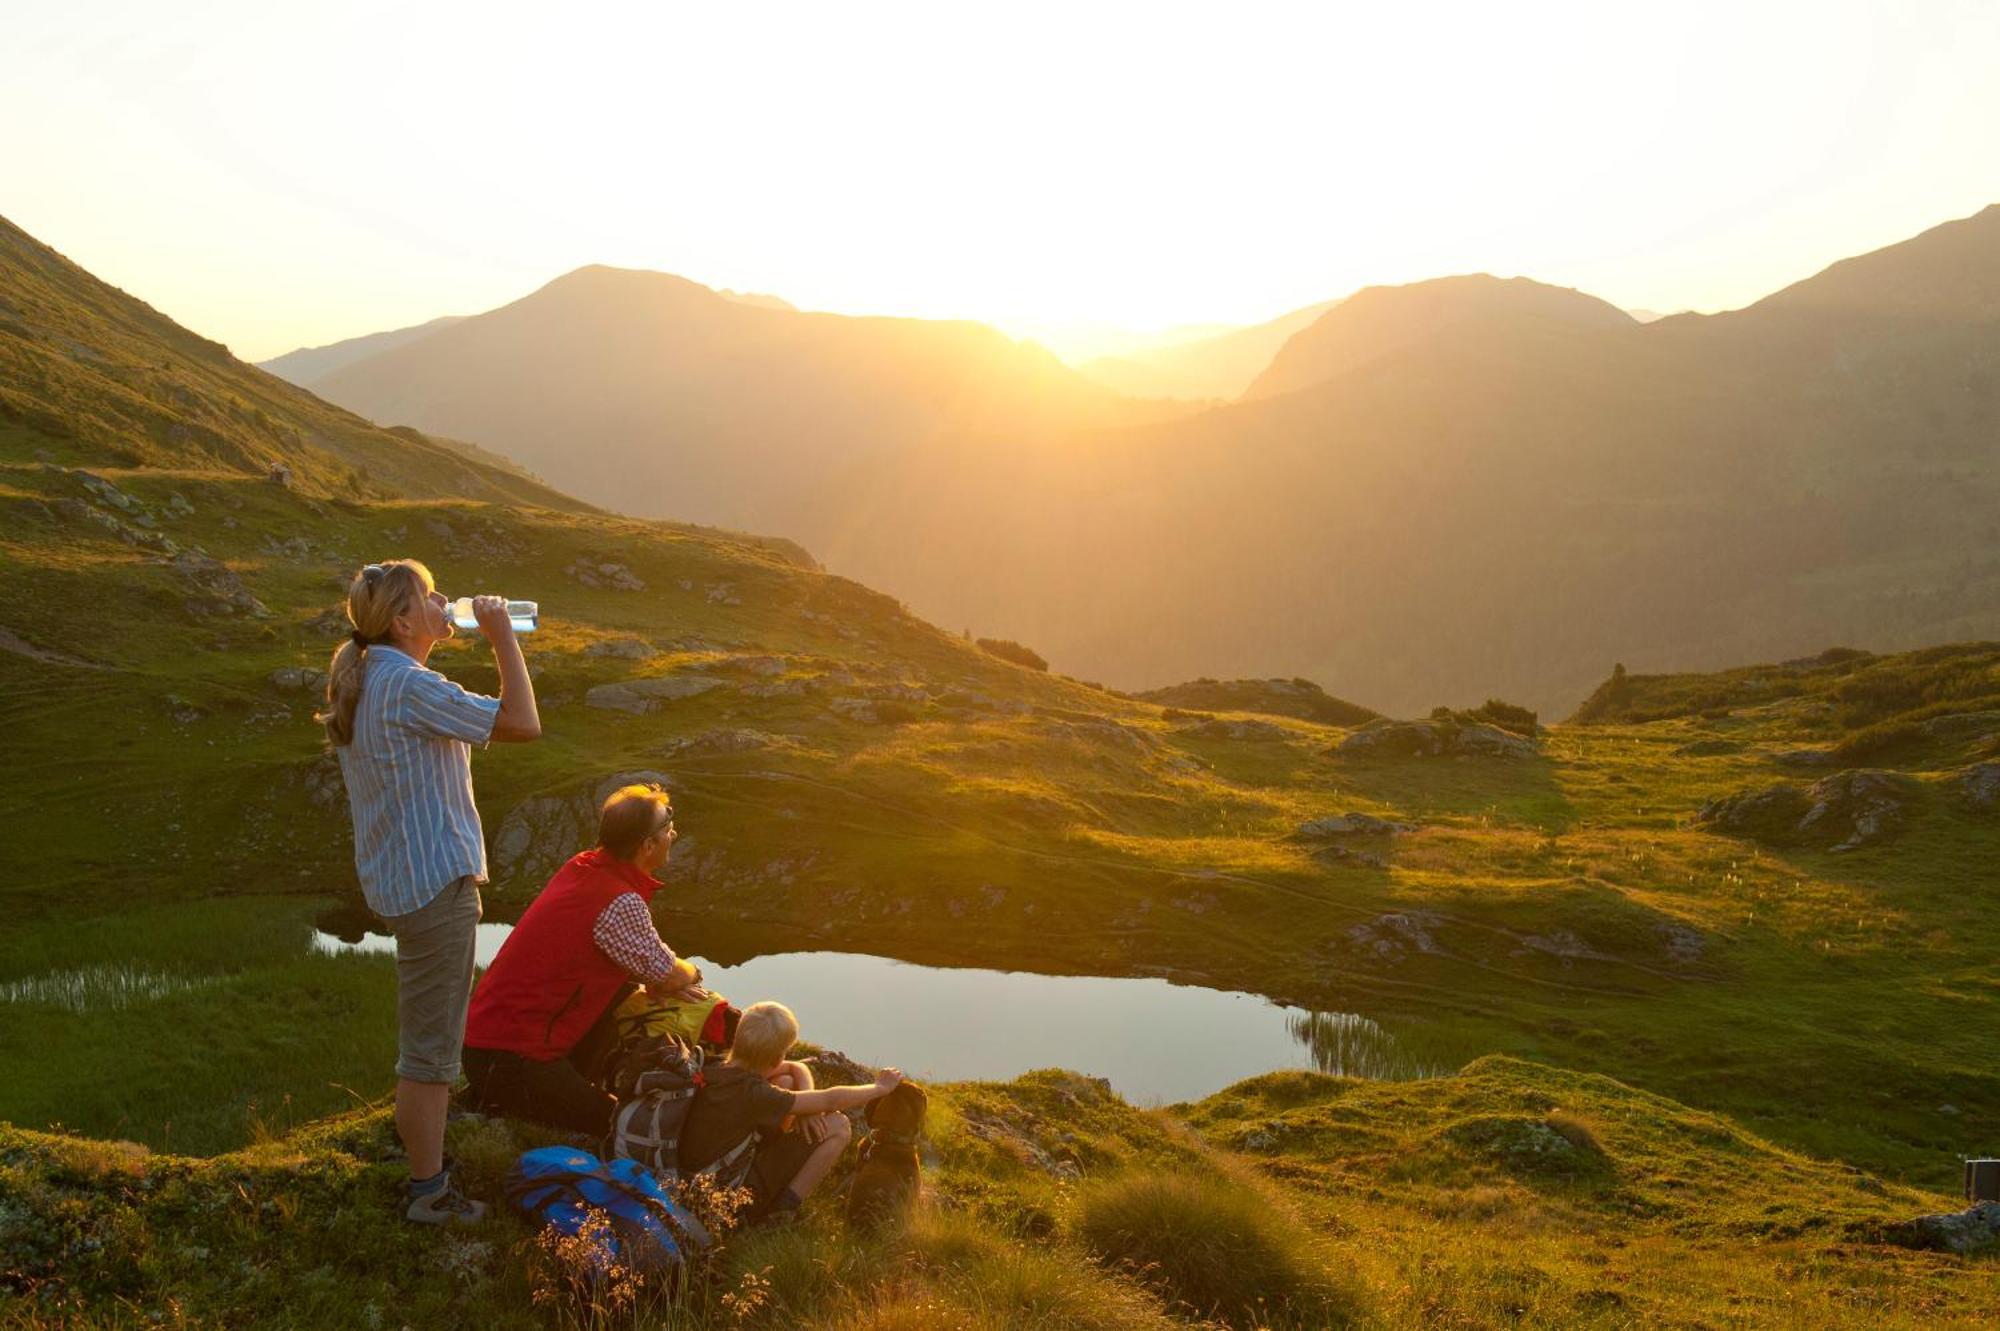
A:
[602, 1033, 756, 1189]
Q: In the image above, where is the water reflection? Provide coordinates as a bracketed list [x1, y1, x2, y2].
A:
[1287, 1010, 1457, 1080]
[311, 920, 1462, 1104]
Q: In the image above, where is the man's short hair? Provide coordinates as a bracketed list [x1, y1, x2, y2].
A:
[598, 783, 672, 860]
[732, 1001, 799, 1071]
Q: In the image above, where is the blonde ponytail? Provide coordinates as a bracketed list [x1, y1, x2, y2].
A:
[317, 559, 435, 746]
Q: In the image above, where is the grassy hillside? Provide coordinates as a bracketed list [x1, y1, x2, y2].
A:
[3, 1056, 1989, 1328]
[5, 418, 1999, 1188]
[0, 217, 583, 512]
[5, 216, 2000, 1324]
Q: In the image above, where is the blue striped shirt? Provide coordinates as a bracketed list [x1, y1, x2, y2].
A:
[337, 645, 502, 918]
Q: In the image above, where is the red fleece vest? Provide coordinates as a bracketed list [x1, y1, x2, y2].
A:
[464, 848, 660, 1061]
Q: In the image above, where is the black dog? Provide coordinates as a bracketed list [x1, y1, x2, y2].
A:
[846, 1080, 927, 1227]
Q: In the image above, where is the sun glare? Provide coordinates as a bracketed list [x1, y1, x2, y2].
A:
[4, 1, 1997, 360]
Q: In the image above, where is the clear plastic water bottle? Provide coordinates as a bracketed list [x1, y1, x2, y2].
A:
[448, 597, 539, 633]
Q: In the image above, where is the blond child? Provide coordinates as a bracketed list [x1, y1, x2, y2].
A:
[678, 1001, 901, 1221]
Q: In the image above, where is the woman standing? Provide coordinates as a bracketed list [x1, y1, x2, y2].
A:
[320, 560, 540, 1223]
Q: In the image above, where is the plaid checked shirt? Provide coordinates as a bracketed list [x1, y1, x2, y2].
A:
[591, 892, 684, 984]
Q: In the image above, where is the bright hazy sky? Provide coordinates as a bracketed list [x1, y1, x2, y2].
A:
[7, 0, 1999, 363]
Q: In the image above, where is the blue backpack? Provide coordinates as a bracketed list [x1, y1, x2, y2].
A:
[506, 1146, 712, 1284]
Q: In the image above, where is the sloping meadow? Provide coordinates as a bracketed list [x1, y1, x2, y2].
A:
[2, 1058, 1987, 1328]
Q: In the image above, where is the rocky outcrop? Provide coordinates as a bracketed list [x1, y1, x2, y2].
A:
[1336, 718, 1536, 759]
[566, 559, 645, 591]
[1877, 1202, 2000, 1253]
[299, 752, 345, 812]
[268, 666, 328, 694]
[1696, 769, 1918, 852]
[1342, 910, 1446, 962]
[490, 769, 675, 892]
[171, 550, 268, 618]
[828, 696, 920, 725]
[656, 728, 787, 759]
[583, 675, 725, 715]
[583, 636, 655, 660]
[1958, 762, 2000, 811]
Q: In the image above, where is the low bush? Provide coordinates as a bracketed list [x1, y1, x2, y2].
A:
[977, 638, 1050, 672]
[1074, 1170, 1359, 1329]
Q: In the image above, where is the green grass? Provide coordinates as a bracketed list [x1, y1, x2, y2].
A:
[8, 221, 2000, 1323]
[4, 1059, 1992, 1329]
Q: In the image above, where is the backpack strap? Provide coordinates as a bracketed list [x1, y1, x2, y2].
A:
[697, 1132, 759, 1190]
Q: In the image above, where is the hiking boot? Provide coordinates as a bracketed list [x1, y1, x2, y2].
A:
[406, 1169, 486, 1225]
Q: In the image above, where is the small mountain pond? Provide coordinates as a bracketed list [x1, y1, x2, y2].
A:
[312, 920, 1454, 1103]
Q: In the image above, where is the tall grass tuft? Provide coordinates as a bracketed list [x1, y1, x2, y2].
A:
[1075, 1170, 1361, 1329]
[0, 964, 216, 1013]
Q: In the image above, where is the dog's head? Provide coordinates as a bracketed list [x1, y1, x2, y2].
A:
[865, 1080, 928, 1139]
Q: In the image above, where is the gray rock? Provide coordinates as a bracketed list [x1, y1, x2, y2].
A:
[171, 550, 268, 618]
[1958, 762, 2000, 811]
[1799, 770, 1914, 851]
[657, 728, 784, 758]
[584, 675, 725, 715]
[54, 496, 127, 537]
[1512, 929, 1614, 964]
[1343, 910, 1446, 962]
[1882, 1201, 2000, 1253]
[1921, 710, 2000, 740]
[268, 666, 328, 694]
[1336, 718, 1535, 759]
[1656, 923, 1707, 966]
[1697, 769, 1918, 852]
[567, 560, 645, 592]
[301, 752, 345, 812]
[1450, 722, 1539, 759]
[828, 697, 882, 724]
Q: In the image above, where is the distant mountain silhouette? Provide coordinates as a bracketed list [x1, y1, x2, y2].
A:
[261, 315, 465, 387]
[1078, 299, 1343, 400]
[298, 265, 1170, 538]
[1242, 275, 1635, 400]
[826, 208, 2000, 713]
[290, 209, 2000, 714]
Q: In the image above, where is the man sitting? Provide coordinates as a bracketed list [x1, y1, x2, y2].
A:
[679, 1001, 903, 1224]
[461, 783, 712, 1135]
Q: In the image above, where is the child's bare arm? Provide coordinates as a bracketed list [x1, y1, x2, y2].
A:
[788, 1067, 903, 1117]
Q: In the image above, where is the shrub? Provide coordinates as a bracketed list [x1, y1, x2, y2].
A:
[1431, 700, 1538, 735]
[1466, 698, 1538, 735]
[976, 638, 1049, 671]
[1075, 1171, 1359, 1329]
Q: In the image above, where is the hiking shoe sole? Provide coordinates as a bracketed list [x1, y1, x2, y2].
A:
[406, 1181, 487, 1225]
